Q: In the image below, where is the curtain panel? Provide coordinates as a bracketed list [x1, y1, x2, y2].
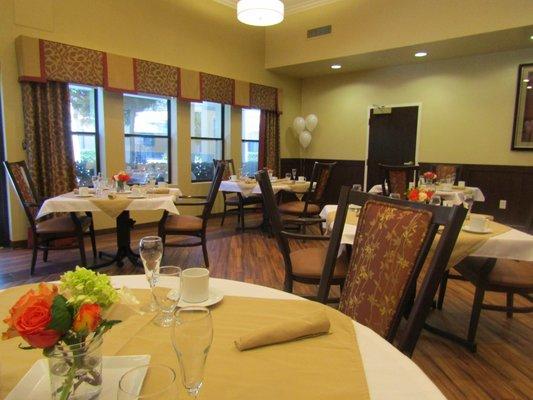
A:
[258, 110, 280, 175]
[21, 81, 77, 198]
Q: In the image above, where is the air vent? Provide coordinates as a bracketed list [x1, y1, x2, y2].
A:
[307, 25, 332, 39]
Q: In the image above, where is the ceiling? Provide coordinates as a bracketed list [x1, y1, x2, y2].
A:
[213, 0, 342, 15]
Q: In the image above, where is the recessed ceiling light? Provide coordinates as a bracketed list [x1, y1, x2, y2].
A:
[530, 35, 533, 40]
[414, 52, 428, 58]
[331, 64, 342, 70]
[528, 86, 532, 90]
[524, 79, 530, 83]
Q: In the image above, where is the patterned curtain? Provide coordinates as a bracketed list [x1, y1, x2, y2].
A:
[258, 110, 280, 175]
[21, 81, 76, 198]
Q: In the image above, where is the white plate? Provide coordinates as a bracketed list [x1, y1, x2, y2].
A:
[127, 195, 147, 199]
[462, 225, 492, 234]
[178, 287, 224, 308]
[6, 354, 151, 400]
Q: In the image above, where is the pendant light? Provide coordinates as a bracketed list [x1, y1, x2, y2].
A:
[237, 0, 284, 26]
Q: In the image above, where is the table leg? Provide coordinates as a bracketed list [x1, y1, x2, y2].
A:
[96, 211, 141, 268]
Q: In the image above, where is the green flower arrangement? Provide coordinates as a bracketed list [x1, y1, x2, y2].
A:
[60, 266, 119, 309]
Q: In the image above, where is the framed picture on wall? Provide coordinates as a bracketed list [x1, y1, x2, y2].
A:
[511, 63, 533, 150]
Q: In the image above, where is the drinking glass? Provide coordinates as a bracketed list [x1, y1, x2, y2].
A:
[285, 172, 292, 180]
[140, 236, 163, 312]
[291, 168, 297, 180]
[118, 364, 179, 399]
[152, 266, 182, 327]
[172, 307, 213, 398]
[463, 196, 474, 216]
[430, 195, 442, 206]
[389, 193, 401, 200]
[352, 184, 362, 191]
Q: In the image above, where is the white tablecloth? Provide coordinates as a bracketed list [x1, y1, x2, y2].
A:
[369, 184, 485, 204]
[109, 275, 445, 400]
[320, 205, 533, 262]
[219, 179, 310, 199]
[37, 192, 180, 219]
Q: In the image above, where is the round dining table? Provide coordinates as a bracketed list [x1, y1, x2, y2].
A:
[106, 275, 445, 400]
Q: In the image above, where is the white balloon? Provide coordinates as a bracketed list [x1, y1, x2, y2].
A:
[305, 114, 318, 132]
[299, 130, 312, 149]
[293, 117, 305, 134]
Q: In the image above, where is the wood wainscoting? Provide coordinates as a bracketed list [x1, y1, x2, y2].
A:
[281, 158, 533, 232]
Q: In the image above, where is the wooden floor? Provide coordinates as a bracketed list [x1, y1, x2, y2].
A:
[0, 213, 531, 399]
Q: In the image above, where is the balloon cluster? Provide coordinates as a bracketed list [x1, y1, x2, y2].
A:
[293, 114, 318, 149]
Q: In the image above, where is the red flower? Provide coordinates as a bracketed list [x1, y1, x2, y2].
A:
[407, 188, 420, 201]
[72, 304, 102, 333]
[2, 283, 61, 348]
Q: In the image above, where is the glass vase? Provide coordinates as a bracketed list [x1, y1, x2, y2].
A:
[47, 334, 103, 400]
[116, 181, 125, 192]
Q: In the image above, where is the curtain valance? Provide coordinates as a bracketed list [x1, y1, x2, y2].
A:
[15, 35, 282, 113]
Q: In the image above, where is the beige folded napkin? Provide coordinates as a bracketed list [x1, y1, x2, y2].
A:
[235, 310, 330, 351]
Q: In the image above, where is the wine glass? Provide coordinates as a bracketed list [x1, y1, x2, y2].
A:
[140, 236, 163, 312]
[118, 364, 178, 399]
[285, 172, 292, 180]
[430, 195, 442, 206]
[291, 168, 297, 181]
[463, 196, 474, 217]
[151, 266, 181, 327]
[352, 184, 362, 191]
[389, 193, 401, 200]
[171, 307, 213, 398]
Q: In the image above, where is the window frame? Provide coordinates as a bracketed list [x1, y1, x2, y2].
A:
[241, 108, 260, 175]
[123, 95, 172, 183]
[69, 84, 101, 180]
[190, 102, 225, 183]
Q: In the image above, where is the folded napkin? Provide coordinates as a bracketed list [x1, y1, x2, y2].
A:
[234, 310, 330, 351]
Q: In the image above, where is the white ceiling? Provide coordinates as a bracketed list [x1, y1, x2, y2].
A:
[213, 0, 341, 15]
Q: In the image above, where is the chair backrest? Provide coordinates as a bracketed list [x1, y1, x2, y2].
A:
[213, 159, 235, 180]
[433, 164, 461, 184]
[305, 161, 336, 209]
[318, 188, 466, 357]
[202, 161, 226, 223]
[379, 164, 420, 198]
[4, 160, 40, 228]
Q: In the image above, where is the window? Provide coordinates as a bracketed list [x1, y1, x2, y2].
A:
[124, 94, 171, 184]
[190, 102, 224, 182]
[241, 109, 260, 176]
[69, 84, 99, 186]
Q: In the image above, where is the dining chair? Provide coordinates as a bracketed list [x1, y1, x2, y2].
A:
[158, 162, 225, 268]
[379, 164, 420, 198]
[433, 164, 462, 184]
[278, 161, 336, 232]
[256, 169, 347, 301]
[214, 159, 262, 230]
[317, 188, 466, 356]
[4, 160, 97, 275]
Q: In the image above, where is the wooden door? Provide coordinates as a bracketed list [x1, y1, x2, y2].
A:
[366, 106, 419, 190]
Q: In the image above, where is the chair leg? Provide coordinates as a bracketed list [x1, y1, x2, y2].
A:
[201, 236, 209, 268]
[437, 270, 449, 310]
[89, 225, 97, 260]
[220, 204, 227, 226]
[43, 246, 49, 262]
[77, 234, 87, 267]
[30, 243, 38, 276]
[506, 292, 514, 318]
[240, 204, 245, 231]
[283, 276, 293, 293]
[467, 286, 485, 351]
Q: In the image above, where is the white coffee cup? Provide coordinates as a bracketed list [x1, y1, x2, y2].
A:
[469, 214, 487, 232]
[298, 176, 306, 182]
[79, 187, 89, 196]
[181, 267, 209, 303]
[458, 181, 466, 188]
[230, 174, 238, 182]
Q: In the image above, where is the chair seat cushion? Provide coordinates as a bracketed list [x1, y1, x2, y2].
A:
[279, 201, 320, 216]
[290, 247, 348, 279]
[36, 215, 91, 235]
[164, 215, 203, 232]
[456, 257, 533, 290]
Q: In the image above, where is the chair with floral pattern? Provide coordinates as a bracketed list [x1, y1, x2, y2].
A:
[379, 164, 420, 198]
[433, 164, 462, 184]
[317, 188, 466, 356]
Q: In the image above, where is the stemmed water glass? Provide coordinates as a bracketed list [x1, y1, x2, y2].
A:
[151, 266, 181, 327]
[171, 307, 213, 398]
[291, 168, 297, 181]
[140, 236, 163, 312]
[118, 364, 179, 399]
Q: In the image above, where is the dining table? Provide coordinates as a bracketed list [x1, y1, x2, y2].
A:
[368, 184, 485, 205]
[0, 275, 446, 399]
[219, 177, 311, 199]
[37, 190, 181, 268]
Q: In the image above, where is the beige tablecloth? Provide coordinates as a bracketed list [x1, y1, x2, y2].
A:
[0, 287, 370, 400]
[219, 178, 310, 199]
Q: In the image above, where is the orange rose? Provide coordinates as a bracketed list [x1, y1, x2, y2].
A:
[408, 188, 420, 201]
[72, 303, 102, 333]
[2, 283, 61, 348]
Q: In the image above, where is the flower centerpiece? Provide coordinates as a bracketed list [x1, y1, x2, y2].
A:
[422, 171, 437, 184]
[2, 267, 120, 400]
[113, 171, 131, 192]
[407, 187, 435, 203]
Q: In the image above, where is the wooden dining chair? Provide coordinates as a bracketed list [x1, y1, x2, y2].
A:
[317, 188, 466, 356]
[4, 160, 97, 275]
[256, 169, 347, 301]
[158, 162, 225, 268]
[379, 164, 420, 198]
[214, 159, 262, 230]
[278, 161, 336, 232]
[433, 164, 462, 184]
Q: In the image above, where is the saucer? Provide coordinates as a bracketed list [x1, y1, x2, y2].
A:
[178, 287, 223, 308]
[75, 194, 93, 198]
[462, 225, 492, 234]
